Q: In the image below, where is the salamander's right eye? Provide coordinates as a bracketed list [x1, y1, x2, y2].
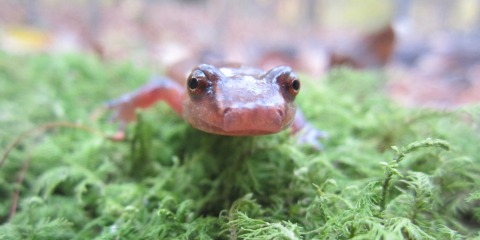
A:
[187, 69, 208, 98]
[188, 77, 199, 90]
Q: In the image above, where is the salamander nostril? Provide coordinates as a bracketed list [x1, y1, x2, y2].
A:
[277, 108, 284, 118]
[223, 107, 232, 116]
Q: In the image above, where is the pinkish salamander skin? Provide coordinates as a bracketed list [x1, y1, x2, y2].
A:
[106, 64, 326, 148]
[183, 64, 298, 135]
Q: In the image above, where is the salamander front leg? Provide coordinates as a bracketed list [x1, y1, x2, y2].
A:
[104, 77, 185, 140]
[290, 108, 328, 150]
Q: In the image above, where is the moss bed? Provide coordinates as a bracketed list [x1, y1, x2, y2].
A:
[0, 52, 479, 239]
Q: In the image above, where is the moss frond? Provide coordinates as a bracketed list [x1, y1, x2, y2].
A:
[227, 211, 303, 240]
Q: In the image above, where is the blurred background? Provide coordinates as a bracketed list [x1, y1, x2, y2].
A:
[1, 0, 480, 109]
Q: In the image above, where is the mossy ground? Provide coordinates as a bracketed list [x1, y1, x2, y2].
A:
[0, 52, 479, 239]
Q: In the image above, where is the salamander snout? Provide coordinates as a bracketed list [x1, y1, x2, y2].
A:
[221, 105, 285, 135]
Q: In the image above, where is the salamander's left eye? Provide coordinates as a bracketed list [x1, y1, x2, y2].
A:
[285, 77, 300, 97]
[292, 79, 300, 92]
[265, 66, 299, 100]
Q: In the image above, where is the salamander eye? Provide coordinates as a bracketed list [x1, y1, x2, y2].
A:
[187, 69, 208, 99]
[265, 66, 299, 100]
[286, 77, 300, 97]
[292, 79, 300, 92]
[188, 77, 199, 90]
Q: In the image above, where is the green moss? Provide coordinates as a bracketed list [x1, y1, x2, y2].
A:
[0, 52, 479, 239]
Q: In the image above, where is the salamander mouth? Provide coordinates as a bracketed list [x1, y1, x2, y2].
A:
[223, 107, 283, 134]
[192, 118, 281, 136]
[187, 106, 287, 136]
[183, 102, 295, 136]
[223, 107, 284, 119]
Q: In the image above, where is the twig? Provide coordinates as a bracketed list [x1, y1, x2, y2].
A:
[9, 154, 31, 220]
[3, 122, 110, 221]
[1, 122, 110, 170]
